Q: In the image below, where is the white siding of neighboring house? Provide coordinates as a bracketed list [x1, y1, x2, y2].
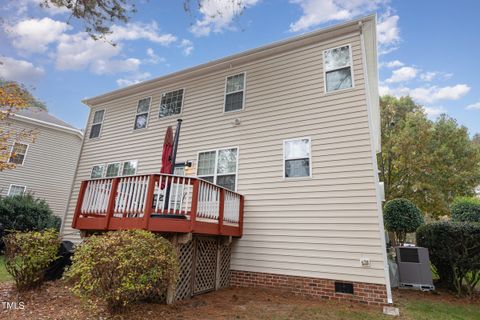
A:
[63, 22, 388, 286]
[0, 120, 82, 221]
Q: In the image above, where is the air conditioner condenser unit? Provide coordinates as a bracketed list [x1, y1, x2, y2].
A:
[395, 246, 435, 291]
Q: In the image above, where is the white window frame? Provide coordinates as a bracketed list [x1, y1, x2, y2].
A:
[105, 162, 122, 178]
[89, 109, 105, 139]
[91, 160, 139, 179]
[133, 97, 152, 130]
[121, 160, 138, 176]
[8, 184, 26, 196]
[196, 147, 239, 191]
[224, 72, 246, 113]
[323, 44, 355, 93]
[8, 142, 29, 166]
[90, 164, 105, 179]
[283, 137, 312, 179]
[158, 88, 185, 119]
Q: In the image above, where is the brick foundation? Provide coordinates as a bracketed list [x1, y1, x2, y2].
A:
[230, 270, 388, 305]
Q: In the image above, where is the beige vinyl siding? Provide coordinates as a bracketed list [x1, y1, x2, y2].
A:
[63, 32, 386, 285]
[0, 120, 82, 220]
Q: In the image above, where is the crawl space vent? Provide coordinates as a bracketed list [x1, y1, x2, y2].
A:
[335, 282, 354, 294]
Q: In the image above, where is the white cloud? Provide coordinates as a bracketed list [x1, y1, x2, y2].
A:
[116, 72, 151, 87]
[109, 22, 177, 45]
[55, 32, 121, 71]
[3, 0, 69, 16]
[420, 72, 436, 82]
[145, 48, 165, 64]
[419, 71, 453, 82]
[289, 0, 385, 32]
[381, 60, 404, 68]
[190, 0, 260, 36]
[380, 84, 471, 104]
[385, 66, 418, 83]
[179, 39, 194, 56]
[377, 14, 400, 45]
[92, 58, 141, 75]
[6, 17, 71, 54]
[466, 102, 480, 110]
[424, 106, 446, 118]
[0, 56, 44, 82]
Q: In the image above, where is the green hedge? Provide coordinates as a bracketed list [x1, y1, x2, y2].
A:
[451, 197, 480, 223]
[4, 230, 60, 291]
[416, 222, 480, 296]
[64, 230, 178, 312]
[0, 194, 61, 232]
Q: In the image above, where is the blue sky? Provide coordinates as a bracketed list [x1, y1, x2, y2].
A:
[0, 0, 479, 135]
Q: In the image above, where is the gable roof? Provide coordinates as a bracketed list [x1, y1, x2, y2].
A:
[14, 107, 76, 129]
[10, 107, 83, 138]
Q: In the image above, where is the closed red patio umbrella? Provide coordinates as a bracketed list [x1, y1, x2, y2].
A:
[160, 126, 174, 189]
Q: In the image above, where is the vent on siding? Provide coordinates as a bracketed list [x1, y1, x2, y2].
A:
[399, 248, 420, 263]
[335, 282, 354, 294]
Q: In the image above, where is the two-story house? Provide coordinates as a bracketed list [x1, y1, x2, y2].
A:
[0, 107, 83, 221]
[62, 15, 392, 305]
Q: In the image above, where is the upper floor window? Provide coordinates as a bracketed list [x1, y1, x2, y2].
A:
[91, 164, 105, 179]
[324, 45, 353, 92]
[159, 89, 184, 118]
[122, 160, 138, 176]
[225, 73, 245, 112]
[284, 138, 312, 178]
[89, 109, 105, 139]
[134, 97, 151, 130]
[8, 184, 26, 196]
[197, 147, 238, 191]
[8, 142, 28, 165]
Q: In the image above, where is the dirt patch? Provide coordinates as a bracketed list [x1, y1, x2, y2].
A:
[0, 281, 478, 319]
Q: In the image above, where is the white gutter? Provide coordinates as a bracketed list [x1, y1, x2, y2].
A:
[13, 114, 84, 139]
[359, 18, 393, 304]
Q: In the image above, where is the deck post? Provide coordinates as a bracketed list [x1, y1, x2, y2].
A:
[215, 238, 225, 290]
[72, 180, 88, 229]
[238, 195, 245, 236]
[143, 175, 157, 229]
[190, 180, 199, 232]
[166, 233, 179, 305]
[218, 189, 225, 235]
[105, 178, 120, 230]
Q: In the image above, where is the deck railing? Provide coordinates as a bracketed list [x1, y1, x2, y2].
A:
[72, 174, 244, 237]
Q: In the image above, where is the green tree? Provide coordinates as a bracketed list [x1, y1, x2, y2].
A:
[384, 198, 424, 245]
[378, 95, 480, 217]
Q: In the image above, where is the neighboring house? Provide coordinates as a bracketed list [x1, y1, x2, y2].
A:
[63, 15, 391, 305]
[0, 107, 83, 221]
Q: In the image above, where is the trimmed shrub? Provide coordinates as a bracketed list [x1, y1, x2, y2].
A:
[416, 222, 480, 296]
[384, 198, 424, 245]
[64, 230, 178, 312]
[0, 194, 61, 232]
[0, 194, 60, 252]
[451, 197, 480, 223]
[4, 230, 60, 291]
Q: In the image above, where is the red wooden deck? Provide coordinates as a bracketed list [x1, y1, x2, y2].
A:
[72, 174, 244, 237]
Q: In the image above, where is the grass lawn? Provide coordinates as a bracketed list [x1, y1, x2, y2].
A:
[0, 255, 12, 282]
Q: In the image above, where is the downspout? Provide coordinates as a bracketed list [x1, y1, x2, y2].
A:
[359, 19, 393, 304]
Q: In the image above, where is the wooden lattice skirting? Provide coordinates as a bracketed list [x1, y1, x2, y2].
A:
[174, 235, 231, 301]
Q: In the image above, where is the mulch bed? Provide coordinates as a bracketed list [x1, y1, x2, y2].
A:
[0, 280, 478, 319]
